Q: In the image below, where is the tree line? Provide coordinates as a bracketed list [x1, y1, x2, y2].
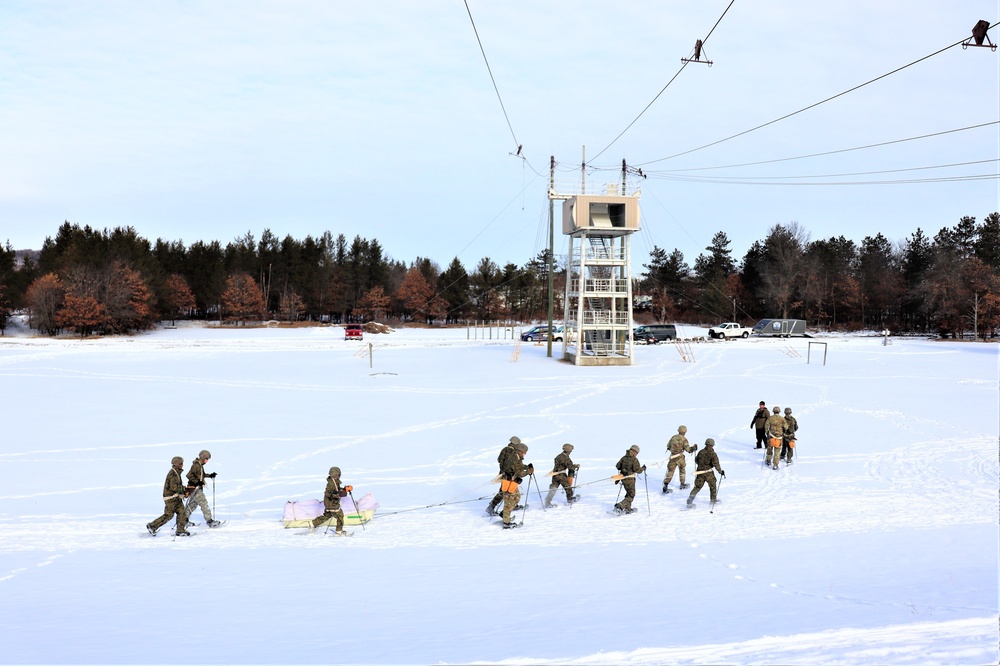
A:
[641, 212, 1000, 338]
[0, 222, 557, 336]
[0, 213, 996, 337]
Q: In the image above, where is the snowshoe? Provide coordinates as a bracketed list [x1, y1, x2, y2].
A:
[566, 495, 580, 503]
[207, 520, 222, 528]
[175, 530, 192, 537]
[502, 522, 519, 529]
[513, 504, 524, 511]
[146, 524, 157, 536]
[330, 530, 353, 537]
[662, 485, 672, 494]
[679, 483, 690, 489]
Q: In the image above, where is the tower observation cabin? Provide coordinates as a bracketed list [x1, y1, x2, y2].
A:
[558, 187, 640, 366]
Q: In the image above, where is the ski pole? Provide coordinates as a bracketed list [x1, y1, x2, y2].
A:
[711, 476, 723, 514]
[643, 470, 651, 516]
[212, 477, 216, 520]
[518, 475, 532, 526]
[348, 489, 366, 531]
[530, 472, 545, 512]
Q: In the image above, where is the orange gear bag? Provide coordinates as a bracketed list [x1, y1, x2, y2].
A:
[769, 437, 782, 448]
[500, 478, 519, 493]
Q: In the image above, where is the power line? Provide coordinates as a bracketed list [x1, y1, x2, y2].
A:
[653, 172, 999, 186]
[463, 0, 519, 152]
[590, 0, 737, 162]
[648, 158, 999, 182]
[637, 22, 999, 167]
[646, 121, 1000, 173]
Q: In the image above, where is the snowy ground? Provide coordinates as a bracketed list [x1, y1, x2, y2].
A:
[0, 321, 997, 664]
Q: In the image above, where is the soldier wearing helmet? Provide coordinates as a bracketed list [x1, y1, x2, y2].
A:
[499, 442, 533, 529]
[613, 445, 645, 514]
[184, 449, 221, 528]
[764, 406, 787, 470]
[486, 436, 523, 516]
[781, 407, 799, 464]
[544, 443, 581, 508]
[687, 438, 725, 507]
[310, 466, 352, 536]
[146, 456, 191, 536]
[663, 425, 698, 494]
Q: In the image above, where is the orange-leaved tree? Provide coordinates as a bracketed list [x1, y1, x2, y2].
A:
[394, 267, 432, 321]
[56, 293, 109, 337]
[163, 273, 197, 325]
[221, 273, 266, 325]
[357, 285, 389, 322]
[25, 273, 65, 335]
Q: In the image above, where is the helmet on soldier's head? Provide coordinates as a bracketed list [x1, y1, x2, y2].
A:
[562, 443, 574, 453]
[678, 425, 687, 434]
[515, 442, 528, 454]
[171, 456, 183, 467]
[329, 466, 341, 478]
[784, 408, 792, 415]
[199, 450, 212, 460]
[773, 406, 780, 414]
[509, 436, 521, 445]
[705, 438, 715, 447]
[629, 445, 640, 455]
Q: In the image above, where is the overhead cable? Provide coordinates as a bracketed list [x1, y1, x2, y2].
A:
[637, 23, 999, 166]
[590, 0, 737, 162]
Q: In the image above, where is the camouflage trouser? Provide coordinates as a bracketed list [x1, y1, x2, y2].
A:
[617, 478, 636, 511]
[781, 439, 795, 462]
[502, 489, 521, 524]
[487, 490, 503, 514]
[663, 456, 686, 486]
[184, 487, 213, 522]
[688, 472, 718, 502]
[545, 475, 574, 505]
[766, 438, 782, 466]
[150, 497, 188, 534]
[312, 508, 345, 531]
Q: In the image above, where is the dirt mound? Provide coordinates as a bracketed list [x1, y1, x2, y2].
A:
[363, 322, 394, 335]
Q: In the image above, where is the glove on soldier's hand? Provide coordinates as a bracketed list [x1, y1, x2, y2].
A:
[574, 464, 581, 470]
[614, 479, 620, 485]
[640, 465, 646, 473]
[720, 470, 726, 477]
[207, 472, 217, 479]
[527, 463, 534, 473]
[691, 445, 698, 453]
[514, 477, 523, 484]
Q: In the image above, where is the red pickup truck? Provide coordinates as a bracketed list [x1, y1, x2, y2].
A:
[344, 324, 363, 341]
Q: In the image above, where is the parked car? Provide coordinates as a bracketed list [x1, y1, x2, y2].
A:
[539, 325, 567, 342]
[344, 324, 363, 341]
[633, 323, 677, 343]
[708, 322, 752, 339]
[521, 324, 565, 342]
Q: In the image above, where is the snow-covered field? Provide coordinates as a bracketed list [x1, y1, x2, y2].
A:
[0, 322, 997, 664]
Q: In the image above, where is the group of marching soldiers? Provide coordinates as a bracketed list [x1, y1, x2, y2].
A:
[751, 401, 799, 469]
[149, 401, 800, 535]
[486, 428, 727, 525]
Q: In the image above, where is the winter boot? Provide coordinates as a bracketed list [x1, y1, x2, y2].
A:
[485, 501, 499, 516]
[686, 497, 694, 506]
[613, 503, 623, 514]
[566, 494, 579, 503]
[679, 483, 690, 490]
[544, 488, 557, 509]
[502, 522, 518, 529]
[207, 520, 221, 528]
[662, 483, 671, 494]
[146, 523, 157, 536]
[175, 529, 191, 537]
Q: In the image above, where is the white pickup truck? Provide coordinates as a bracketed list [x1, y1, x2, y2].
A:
[708, 322, 752, 339]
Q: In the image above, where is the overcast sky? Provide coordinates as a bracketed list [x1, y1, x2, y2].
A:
[1, 1, 997, 272]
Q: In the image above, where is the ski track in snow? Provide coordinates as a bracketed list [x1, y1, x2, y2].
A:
[1, 329, 997, 663]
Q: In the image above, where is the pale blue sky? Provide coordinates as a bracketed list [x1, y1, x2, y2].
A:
[1, 1, 997, 271]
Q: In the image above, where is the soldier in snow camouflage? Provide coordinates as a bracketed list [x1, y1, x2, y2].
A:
[500, 443, 532, 529]
[184, 450, 220, 527]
